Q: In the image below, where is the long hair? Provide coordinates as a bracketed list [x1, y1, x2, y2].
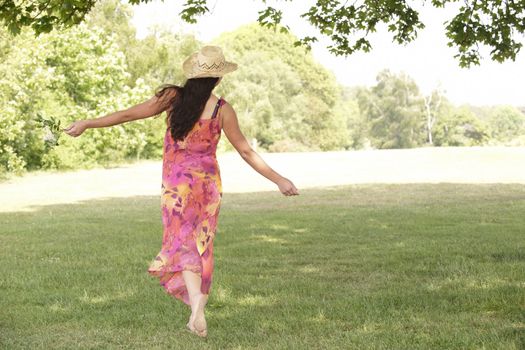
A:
[155, 77, 220, 142]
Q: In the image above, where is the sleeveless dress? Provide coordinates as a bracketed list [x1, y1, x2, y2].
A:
[148, 96, 225, 306]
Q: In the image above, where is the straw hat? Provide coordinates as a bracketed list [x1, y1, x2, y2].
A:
[182, 45, 238, 79]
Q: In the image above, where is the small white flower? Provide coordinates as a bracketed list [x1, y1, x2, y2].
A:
[43, 128, 57, 143]
[36, 114, 62, 148]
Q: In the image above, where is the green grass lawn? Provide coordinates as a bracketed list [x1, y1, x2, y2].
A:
[1, 183, 524, 349]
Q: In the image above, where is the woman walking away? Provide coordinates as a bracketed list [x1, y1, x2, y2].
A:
[63, 45, 300, 338]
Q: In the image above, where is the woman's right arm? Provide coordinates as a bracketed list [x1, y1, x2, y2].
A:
[63, 88, 177, 137]
[221, 102, 299, 196]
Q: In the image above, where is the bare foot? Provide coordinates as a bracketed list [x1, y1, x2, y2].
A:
[187, 293, 208, 337]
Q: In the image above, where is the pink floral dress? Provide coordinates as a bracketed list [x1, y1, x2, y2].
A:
[148, 96, 225, 306]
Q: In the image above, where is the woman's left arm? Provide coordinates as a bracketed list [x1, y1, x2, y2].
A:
[63, 89, 177, 137]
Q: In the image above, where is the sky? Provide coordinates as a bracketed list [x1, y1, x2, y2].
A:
[129, 0, 525, 107]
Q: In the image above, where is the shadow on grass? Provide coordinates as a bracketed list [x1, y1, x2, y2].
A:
[1, 183, 524, 349]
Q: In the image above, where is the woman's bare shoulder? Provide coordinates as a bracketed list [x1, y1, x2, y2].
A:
[221, 99, 236, 116]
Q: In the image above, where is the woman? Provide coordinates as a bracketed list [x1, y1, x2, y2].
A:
[63, 45, 299, 338]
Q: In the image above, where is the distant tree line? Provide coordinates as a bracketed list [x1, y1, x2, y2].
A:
[1, 0, 524, 178]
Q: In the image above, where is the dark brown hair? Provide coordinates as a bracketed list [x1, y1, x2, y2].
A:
[155, 77, 220, 142]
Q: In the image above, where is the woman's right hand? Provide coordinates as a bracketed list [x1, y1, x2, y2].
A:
[276, 177, 299, 196]
[63, 120, 89, 137]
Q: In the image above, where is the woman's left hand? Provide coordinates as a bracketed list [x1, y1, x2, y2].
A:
[276, 177, 300, 196]
[63, 120, 89, 137]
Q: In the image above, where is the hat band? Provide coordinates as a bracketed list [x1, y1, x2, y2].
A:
[197, 60, 226, 71]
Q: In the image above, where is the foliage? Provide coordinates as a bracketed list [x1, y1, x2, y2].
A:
[212, 23, 346, 152]
[2, 1, 524, 68]
[435, 0, 525, 67]
[357, 69, 426, 149]
[433, 105, 491, 147]
[0, 0, 97, 34]
[336, 86, 369, 149]
[0, 22, 160, 176]
[301, 0, 525, 68]
[1, 0, 523, 178]
[35, 114, 64, 149]
[484, 105, 525, 144]
[84, 1, 200, 88]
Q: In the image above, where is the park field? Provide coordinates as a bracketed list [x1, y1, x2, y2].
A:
[0, 182, 524, 349]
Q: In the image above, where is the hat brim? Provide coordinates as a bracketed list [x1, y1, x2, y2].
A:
[182, 53, 238, 79]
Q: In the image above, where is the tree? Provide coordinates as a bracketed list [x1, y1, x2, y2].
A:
[1, 0, 524, 68]
[423, 85, 446, 145]
[84, 0, 200, 88]
[485, 105, 525, 143]
[0, 22, 162, 175]
[357, 69, 426, 149]
[433, 105, 490, 146]
[335, 86, 369, 150]
[212, 23, 346, 152]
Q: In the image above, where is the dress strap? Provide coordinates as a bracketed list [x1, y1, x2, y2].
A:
[211, 96, 223, 119]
